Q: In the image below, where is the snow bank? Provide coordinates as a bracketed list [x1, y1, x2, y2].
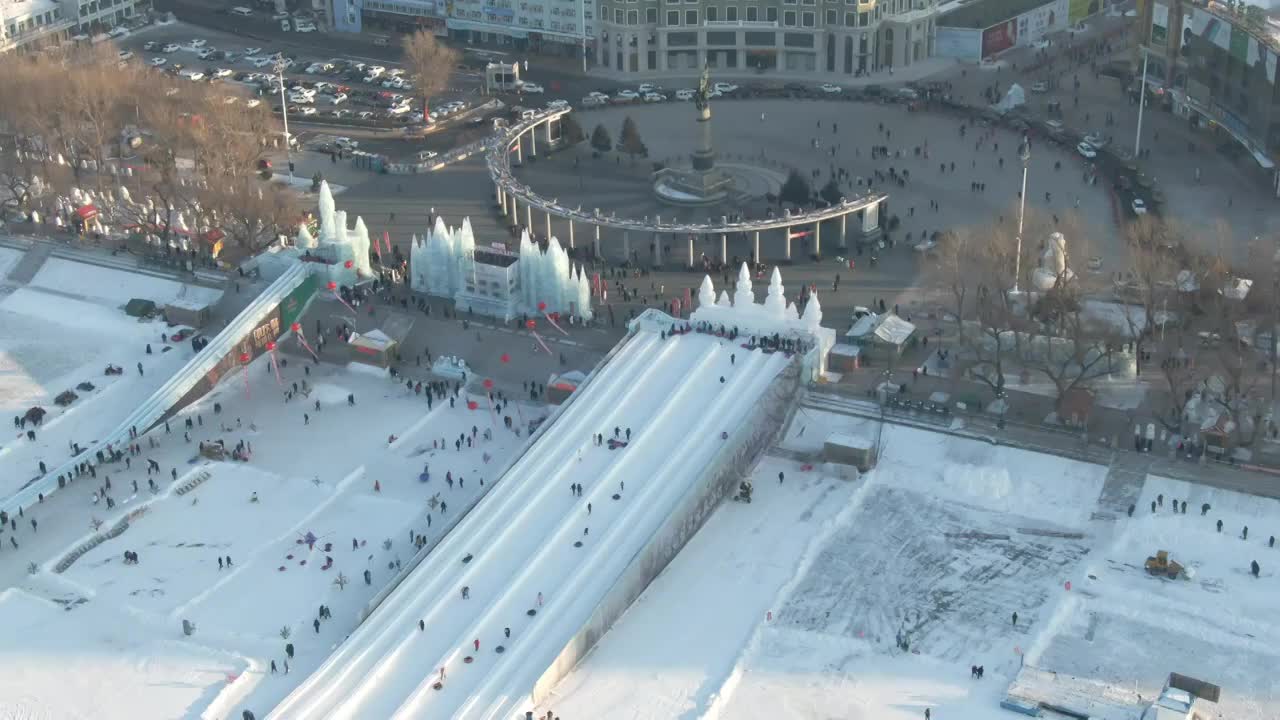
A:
[0, 245, 24, 279]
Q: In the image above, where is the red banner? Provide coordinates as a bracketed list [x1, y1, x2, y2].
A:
[982, 20, 1017, 58]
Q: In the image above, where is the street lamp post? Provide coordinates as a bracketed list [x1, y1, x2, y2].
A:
[275, 60, 294, 185]
[1012, 137, 1030, 294]
[581, 0, 588, 74]
[1134, 45, 1150, 157]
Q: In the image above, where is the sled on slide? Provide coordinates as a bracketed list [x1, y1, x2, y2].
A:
[419, 471, 431, 483]
[608, 439, 629, 450]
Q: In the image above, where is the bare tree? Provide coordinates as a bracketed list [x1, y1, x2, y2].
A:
[401, 31, 460, 117]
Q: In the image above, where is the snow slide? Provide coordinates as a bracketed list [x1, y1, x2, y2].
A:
[271, 330, 790, 720]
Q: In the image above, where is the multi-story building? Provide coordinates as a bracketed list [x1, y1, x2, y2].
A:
[68, 0, 141, 34]
[593, 0, 938, 75]
[446, 0, 594, 56]
[1138, 0, 1280, 186]
[1, 0, 72, 51]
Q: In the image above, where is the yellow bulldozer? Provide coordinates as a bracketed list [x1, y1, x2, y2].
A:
[1144, 550, 1185, 579]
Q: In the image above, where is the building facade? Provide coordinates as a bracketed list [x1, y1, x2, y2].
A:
[1139, 0, 1280, 180]
[595, 0, 939, 75]
[446, 0, 594, 56]
[1, 0, 72, 51]
[69, 0, 141, 34]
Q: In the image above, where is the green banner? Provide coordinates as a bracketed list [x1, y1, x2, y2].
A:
[1068, 0, 1096, 24]
[278, 272, 317, 332]
[1230, 25, 1249, 64]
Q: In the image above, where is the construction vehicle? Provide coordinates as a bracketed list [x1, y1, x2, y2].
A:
[732, 480, 753, 504]
[1144, 550, 1185, 579]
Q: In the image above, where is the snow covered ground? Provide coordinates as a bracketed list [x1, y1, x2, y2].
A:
[270, 330, 792, 720]
[0, 348, 540, 720]
[0, 263, 221, 498]
[0, 245, 24, 279]
[28, 258, 224, 308]
[0, 587, 247, 720]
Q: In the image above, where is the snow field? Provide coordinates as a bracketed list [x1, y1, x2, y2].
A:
[0, 587, 248, 720]
[536, 456, 859, 720]
[28, 258, 224, 308]
[272, 331, 790, 720]
[1026, 474, 1280, 719]
[3, 349, 534, 720]
[0, 287, 197, 498]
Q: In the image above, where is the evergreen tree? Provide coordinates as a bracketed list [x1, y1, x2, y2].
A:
[779, 170, 811, 207]
[819, 177, 843, 205]
[561, 114, 586, 144]
[618, 116, 647, 160]
[590, 123, 613, 152]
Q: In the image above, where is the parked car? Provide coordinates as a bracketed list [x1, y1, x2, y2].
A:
[196, 48, 215, 60]
[546, 99, 570, 110]
[143, 41, 158, 51]
[819, 83, 842, 94]
[245, 98, 262, 108]
[638, 83, 661, 94]
[333, 136, 358, 149]
[1131, 197, 1147, 215]
[356, 110, 376, 119]
[118, 50, 134, 60]
[330, 109, 350, 118]
[712, 82, 738, 93]
[149, 57, 168, 67]
[190, 38, 206, 47]
[329, 93, 348, 104]
[297, 106, 317, 116]
[675, 88, 694, 101]
[643, 92, 666, 102]
[212, 68, 234, 78]
[162, 43, 180, 53]
[243, 47, 262, 55]
[519, 82, 545, 94]
[1076, 142, 1097, 159]
[615, 89, 639, 101]
[1030, 80, 1048, 92]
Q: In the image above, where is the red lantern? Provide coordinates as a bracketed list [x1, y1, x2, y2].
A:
[327, 281, 337, 291]
[537, 301, 547, 312]
[467, 400, 478, 410]
[526, 319, 536, 330]
[483, 379, 494, 390]
[239, 352, 251, 363]
[291, 322, 301, 333]
[266, 341, 276, 351]
[551, 312, 560, 321]
[500, 353, 510, 364]
[344, 260, 354, 269]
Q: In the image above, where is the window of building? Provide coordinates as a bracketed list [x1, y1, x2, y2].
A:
[706, 5, 716, 20]
[744, 29, 774, 43]
[783, 9, 795, 24]
[626, 9, 636, 23]
[783, 31, 813, 46]
[726, 5, 737, 19]
[801, 11, 814, 25]
[646, 7, 656, 22]
[844, 10, 854, 24]
[765, 6, 777, 21]
[858, 10, 867, 24]
[745, 5, 757, 19]
[685, 8, 697, 23]
[613, 7, 621, 21]
[707, 30, 735, 43]
[825, 8, 835, 23]
[667, 29, 696, 44]
[667, 9, 678, 23]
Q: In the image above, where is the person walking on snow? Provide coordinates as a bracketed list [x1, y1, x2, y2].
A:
[474, 638, 480, 652]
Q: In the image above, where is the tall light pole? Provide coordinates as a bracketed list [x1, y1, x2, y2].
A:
[580, 0, 588, 74]
[1012, 136, 1030, 294]
[275, 59, 294, 185]
[1134, 45, 1150, 157]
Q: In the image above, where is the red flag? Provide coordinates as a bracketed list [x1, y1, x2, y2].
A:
[382, 231, 392, 256]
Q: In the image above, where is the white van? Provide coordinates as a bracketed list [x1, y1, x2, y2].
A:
[229, 6, 253, 16]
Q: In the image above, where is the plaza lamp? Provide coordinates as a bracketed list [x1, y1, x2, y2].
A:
[1012, 136, 1030, 295]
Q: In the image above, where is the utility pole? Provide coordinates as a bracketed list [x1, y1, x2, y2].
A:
[1012, 137, 1030, 294]
[275, 59, 294, 185]
[1134, 46, 1150, 157]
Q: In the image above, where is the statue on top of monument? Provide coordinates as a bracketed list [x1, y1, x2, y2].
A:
[694, 61, 711, 113]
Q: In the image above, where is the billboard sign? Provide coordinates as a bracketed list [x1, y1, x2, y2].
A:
[1151, 2, 1168, 45]
[982, 20, 1017, 58]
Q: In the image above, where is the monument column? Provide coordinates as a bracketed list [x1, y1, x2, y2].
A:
[784, 227, 792, 260]
[545, 210, 552, 242]
[839, 213, 848, 250]
[653, 232, 662, 266]
[546, 120, 554, 144]
[688, 234, 695, 268]
[530, 126, 538, 157]
[496, 185, 505, 212]
[753, 230, 761, 264]
[813, 220, 821, 258]
[593, 225, 601, 258]
[720, 233, 727, 264]
[622, 230, 630, 261]
[510, 196, 519, 226]
[526, 203, 533, 232]
[515, 135, 523, 164]
[568, 219, 575, 249]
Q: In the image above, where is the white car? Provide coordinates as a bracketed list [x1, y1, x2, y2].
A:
[334, 136, 358, 149]
[190, 38, 206, 47]
[250, 57, 274, 68]
[1076, 142, 1097, 159]
[330, 109, 350, 118]
[271, 11, 289, 19]
[356, 110, 375, 119]
[294, 22, 316, 32]
[387, 104, 411, 115]
[587, 91, 609, 100]
[1083, 133, 1109, 149]
[638, 83, 661, 94]
[223, 96, 239, 104]
[293, 106, 316, 116]
[675, 88, 694, 101]
[546, 99, 569, 109]
[1030, 81, 1048, 93]
[118, 50, 134, 60]
[418, 150, 438, 160]
[109, 26, 129, 37]
[179, 70, 205, 81]
[581, 95, 606, 107]
[162, 43, 180, 53]
[519, 82, 545, 94]
[196, 49, 215, 60]
[245, 99, 261, 108]
[367, 65, 385, 75]
[1131, 197, 1147, 215]
[280, 20, 291, 31]
[288, 93, 315, 104]
[643, 92, 666, 102]
[212, 68, 234, 78]
[329, 93, 348, 105]
[712, 82, 738, 93]
[615, 89, 639, 101]
[820, 83, 842, 93]
[243, 47, 262, 56]
[149, 57, 167, 66]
